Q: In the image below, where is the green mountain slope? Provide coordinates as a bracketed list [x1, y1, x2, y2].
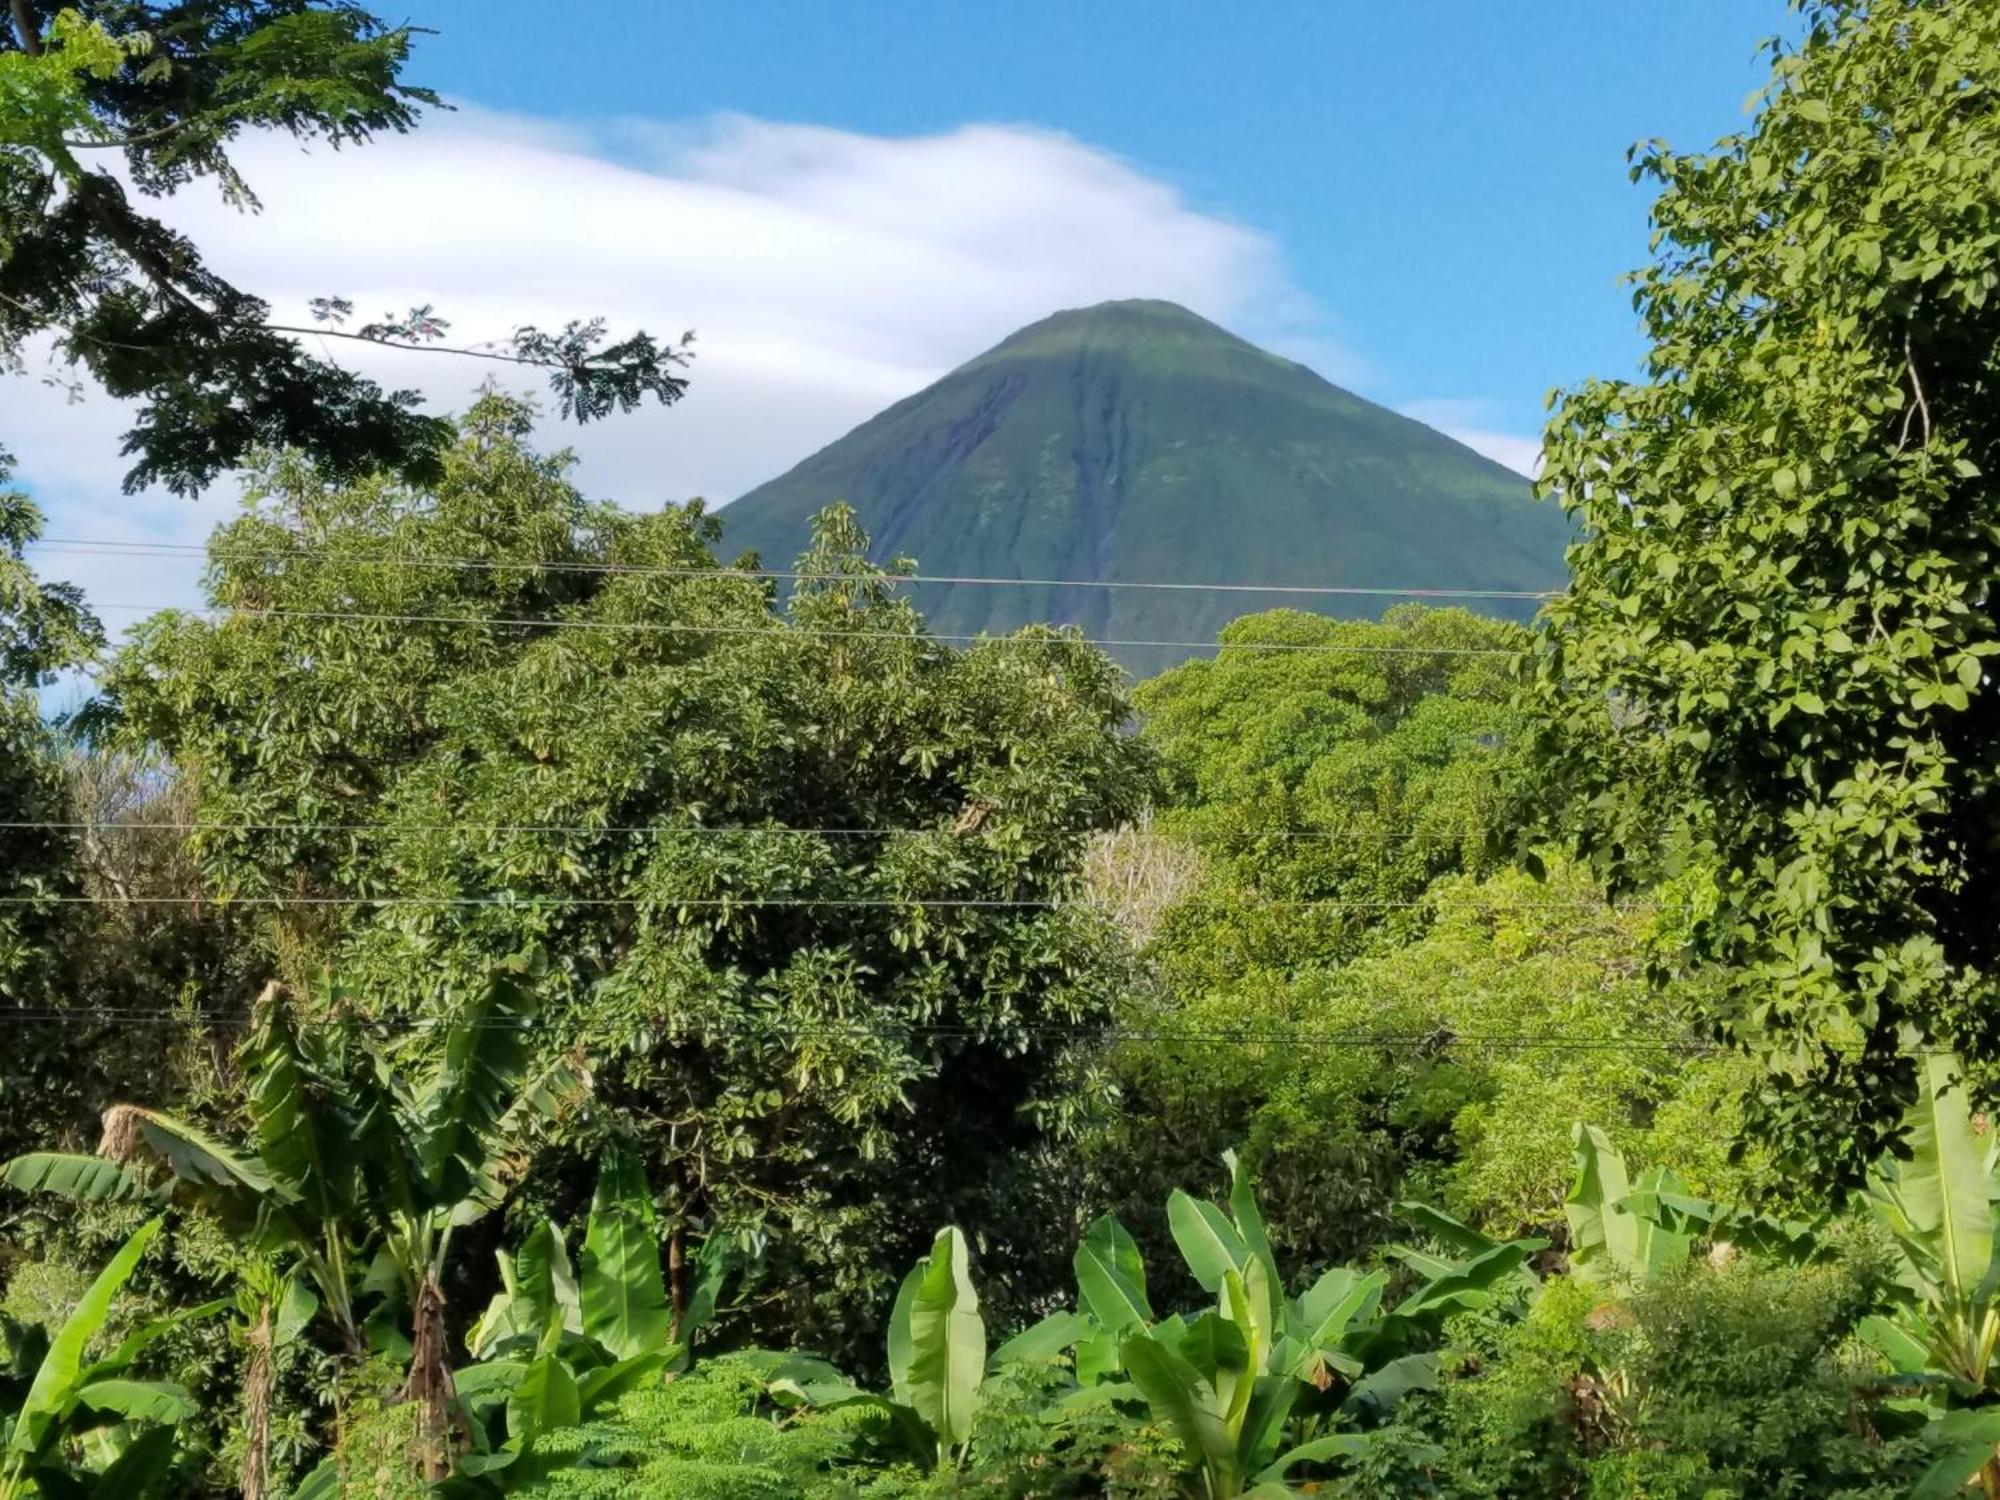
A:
[720, 299, 1569, 675]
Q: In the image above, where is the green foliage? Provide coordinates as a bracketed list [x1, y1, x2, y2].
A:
[721, 300, 1568, 678]
[1099, 862, 1744, 1271]
[0, 1218, 212, 1500]
[515, 1357, 882, 1499]
[99, 398, 1153, 1362]
[1522, 0, 2000, 1181]
[1403, 1252, 1923, 1498]
[1134, 604, 1526, 978]
[0, 468, 106, 1165]
[0, 3, 686, 494]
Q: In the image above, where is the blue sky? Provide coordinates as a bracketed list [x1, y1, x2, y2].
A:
[13, 2, 1798, 634]
[410, 0, 1794, 439]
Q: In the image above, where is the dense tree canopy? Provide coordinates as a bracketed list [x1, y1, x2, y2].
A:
[98, 395, 1155, 1359]
[1, 2, 689, 494]
[1525, 0, 2000, 1182]
[0, 455, 103, 1158]
[1130, 605, 1525, 985]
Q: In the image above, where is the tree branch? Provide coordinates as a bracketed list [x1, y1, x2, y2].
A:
[266, 322, 568, 370]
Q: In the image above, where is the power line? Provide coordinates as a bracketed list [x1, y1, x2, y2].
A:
[0, 820, 1478, 841]
[35, 537, 1561, 604]
[85, 603, 1526, 658]
[0, 893, 1608, 911]
[0, 1007, 1713, 1052]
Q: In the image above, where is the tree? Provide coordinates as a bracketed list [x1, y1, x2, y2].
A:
[1131, 604, 1527, 985]
[1094, 862, 1747, 1274]
[1, 2, 690, 495]
[95, 394, 1155, 1364]
[0, 455, 103, 1161]
[1523, 0, 2000, 1183]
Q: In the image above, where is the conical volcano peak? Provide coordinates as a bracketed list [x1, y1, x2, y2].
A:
[722, 304, 1567, 675]
[969, 298, 1276, 368]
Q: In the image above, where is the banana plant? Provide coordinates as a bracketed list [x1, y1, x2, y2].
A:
[3, 964, 583, 1487]
[888, 1226, 987, 1466]
[1856, 1053, 2000, 1499]
[1003, 1155, 1520, 1497]
[1564, 1124, 1694, 1285]
[745, 1226, 991, 1469]
[0, 1219, 219, 1500]
[433, 1148, 731, 1493]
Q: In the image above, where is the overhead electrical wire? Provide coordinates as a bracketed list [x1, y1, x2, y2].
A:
[34, 536, 1562, 603]
[0, 893, 1608, 911]
[82, 602, 1527, 658]
[0, 819, 1478, 840]
[0, 1006, 1717, 1053]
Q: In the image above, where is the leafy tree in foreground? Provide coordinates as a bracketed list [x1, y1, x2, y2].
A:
[0, 457, 103, 1162]
[97, 394, 1154, 1364]
[1, 2, 689, 494]
[1524, 0, 2000, 1181]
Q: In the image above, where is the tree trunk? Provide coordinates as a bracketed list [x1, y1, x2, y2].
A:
[399, 1272, 457, 1482]
[668, 1225, 687, 1343]
[242, 1297, 274, 1500]
[7, 1, 41, 55]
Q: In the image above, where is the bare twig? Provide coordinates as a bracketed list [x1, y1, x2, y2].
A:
[1900, 331, 1933, 451]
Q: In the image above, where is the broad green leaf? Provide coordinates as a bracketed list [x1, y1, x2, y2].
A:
[1074, 1214, 1152, 1333]
[1076, 1327, 1122, 1385]
[9, 1218, 161, 1458]
[506, 1352, 581, 1448]
[288, 1456, 341, 1500]
[1856, 1314, 1931, 1375]
[576, 1350, 670, 1414]
[0, 1153, 154, 1203]
[1890, 1053, 1995, 1302]
[451, 1358, 530, 1404]
[1292, 1267, 1385, 1353]
[91, 1425, 183, 1500]
[887, 1226, 985, 1451]
[1395, 1201, 1499, 1257]
[681, 1234, 730, 1347]
[1393, 1241, 1539, 1320]
[242, 990, 352, 1225]
[73, 1378, 195, 1424]
[580, 1153, 671, 1360]
[125, 1110, 296, 1218]
[1172, 1310, 1249, 1384]
[1224, 1150, 1282, 1297]
[1342, 1352, 1438, 1420]
[1236, 1373, 1300, 1474]
[1121, 1331, 1237, 1495]
[1168, 1190, 1248, 1292]
[415, 974, 541, 1200]
[1567, 1124, 1640, 1283]
[992, 1310, 1091, 1368]
[1258, 1432, 1372, 1482]
[1912, 1409, 2000, 1499]
[273, 1276, 319, 1346]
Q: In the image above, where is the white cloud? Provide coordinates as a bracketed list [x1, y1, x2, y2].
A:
[1396, 398, 1543, 478]
[8, 107, 1359, 619]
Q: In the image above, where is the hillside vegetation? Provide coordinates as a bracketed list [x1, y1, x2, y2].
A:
[722, 300, 1571, 674]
